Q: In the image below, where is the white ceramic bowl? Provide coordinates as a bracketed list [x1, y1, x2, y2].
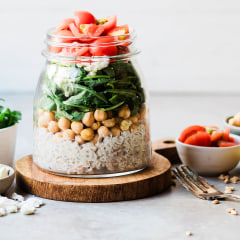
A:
[0, 124, 17, 167]
[0, 164, 15, 194]
[176, 134, 240, 176]
[224, 116, 240, 136]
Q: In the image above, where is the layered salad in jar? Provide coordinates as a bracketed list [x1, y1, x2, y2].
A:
[33, 11, 151, 176]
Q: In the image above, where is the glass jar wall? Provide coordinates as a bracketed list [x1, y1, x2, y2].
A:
[33, 28, 151, 177]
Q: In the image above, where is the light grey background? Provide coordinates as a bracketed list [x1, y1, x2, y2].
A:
[1, 0, 240, 94]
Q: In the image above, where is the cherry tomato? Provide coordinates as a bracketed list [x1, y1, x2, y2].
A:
[89, 37, 117, 56]
[79, 24, 104, 37]
[54, 18, 75, 33]
[99, 15, 117, 33]
[210, 131, 223, 142]
[51, 30, 74, 53]
[179, 125, 206, 143]
[74, 11, 96, 27]
[107, 24, 129, 36]
[69, 23, 85, 38]
[184, 131, 211, 147]
[218, 141, 238, 147]
[61, 46, 89, 57]
[222, 127, 230, 141]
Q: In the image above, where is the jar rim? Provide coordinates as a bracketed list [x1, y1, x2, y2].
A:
[43, 27, 140, 60]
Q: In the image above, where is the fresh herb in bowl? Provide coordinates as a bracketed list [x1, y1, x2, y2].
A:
[0, 99, 22, 129]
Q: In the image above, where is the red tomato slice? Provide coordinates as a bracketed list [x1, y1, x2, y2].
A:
[61, 46, 89, 57]
[222, 127, 230, 141]
[218, 141, 238, 147]
[79, 24, 104, 37]
[74, 11, 96, 27]
[184, 132, 211, 147]
[179, 125, 206, 142]
[107, 24, 129, 36]
[69, 23, 86, 38]
[99, 15, 117, 34]
[51, 30, 74, 53]
[89, 37, 117, 56]
[210, 131, 223, 142]
[54, 18, 75, 33]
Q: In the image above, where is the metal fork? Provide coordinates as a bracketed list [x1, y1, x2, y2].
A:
[172, 165, 240, 200]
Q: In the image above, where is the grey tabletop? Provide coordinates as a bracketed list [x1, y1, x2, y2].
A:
[1, 92, 240, 240]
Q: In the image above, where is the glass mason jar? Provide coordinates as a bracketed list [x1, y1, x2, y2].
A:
[33, 27, 151, 177]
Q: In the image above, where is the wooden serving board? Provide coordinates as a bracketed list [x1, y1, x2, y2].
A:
[15, 139, 176, 202]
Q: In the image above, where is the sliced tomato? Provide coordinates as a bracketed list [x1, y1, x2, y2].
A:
[54, 18, 75, 33]
[222, 127, 230, 141]
[69, 23, 86, 38]
[184, 132, 211, 147]
[210, 131, 223, 142]
[179, 125, 206, 143]
[79, 24, 104, 37]
[107, 24, 129, 36]
[51, 30, 74, 53]
[74, 11, 96, 27]
[98, 15, 117, 34]
[218, 141, 238, 147]
[61, 46, 89, 57]
[89, 36, 117, 56]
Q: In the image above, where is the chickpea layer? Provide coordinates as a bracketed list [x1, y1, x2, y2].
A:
[38, 105, 144, 145]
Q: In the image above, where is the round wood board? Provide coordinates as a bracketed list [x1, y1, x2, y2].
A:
[15, 151, 171, 202]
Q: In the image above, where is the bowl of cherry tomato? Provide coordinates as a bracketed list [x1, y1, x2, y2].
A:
[176, 125, 240, 176]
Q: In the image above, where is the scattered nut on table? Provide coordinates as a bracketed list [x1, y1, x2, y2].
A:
[225, 186, 235, 194]
[212, 199, 220, 204]
[230, 176, 240, 184]
[227, 208, 238, 215]
[186, 231, 192, 236]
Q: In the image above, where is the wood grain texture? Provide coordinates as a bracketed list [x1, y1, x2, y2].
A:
[15, 150, 171, 202]
[152, 138, 180, 164]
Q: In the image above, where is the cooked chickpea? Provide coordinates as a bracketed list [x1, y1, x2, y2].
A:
[229, 118, 236, 126]
[129, 115, 139, 124]
[48, 121, 60, 134]
[38, 109, 45, 117]
[111, 126, 121, 137]
[82, 112, 95, 127]
[75, 135, 85, 145]
[118, 105, 131, 119]
[94, 110, 107, 122]
[81, 128, 94, 141]
[54, 132, 63, 141]
[102, 118, 115, 128]
[38, 111, 55, 127]
[71, 121, 83, 134]
[63, 129, 75, 140]
[130, 124, 138, 133]
[91, 121, 101, 130]
[98, 126, 110, 137]
[90, 134, 99, 144]
[234, 115, 240, 126]
[120, 119, 132, 131]
[58, 117, 71, 130]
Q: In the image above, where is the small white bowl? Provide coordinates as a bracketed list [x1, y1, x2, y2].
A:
[176, 134, 240, 176]
[0, 164, 15, 194]
[224, 116, 240, 136]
